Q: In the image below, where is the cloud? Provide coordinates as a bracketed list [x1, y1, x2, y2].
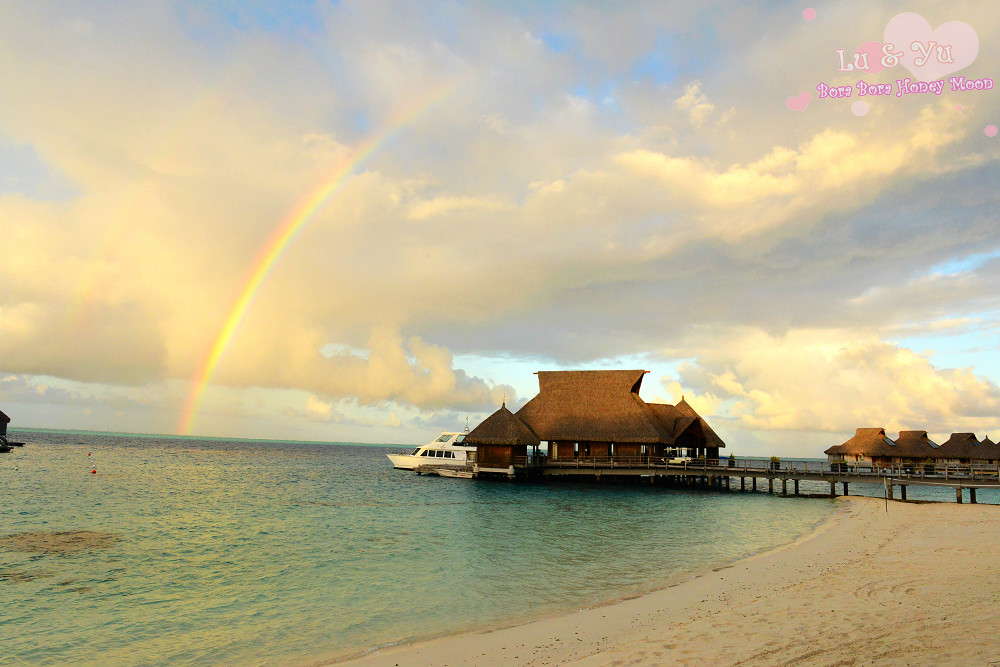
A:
[0, 2, 998, 444]
[674, 82, 717, 127]
[661, 329, 1000, 437]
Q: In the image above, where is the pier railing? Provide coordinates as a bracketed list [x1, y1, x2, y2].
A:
[514, 455, 1000, 482]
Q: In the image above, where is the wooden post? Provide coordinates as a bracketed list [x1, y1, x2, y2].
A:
[741, 477, 745, 491]
[956, 488, 963, 503]
[830, 481, 836, 497]
[781, 478, 787, 496]
[842, 482, 849, 496]
[725, 476, 730, 490]
[794, 479, 799, 496]
[900, 485, 907, 501]
[970, 488, 977, 504]
[887, 481, 893, 500]
[753, 477, 757, 491]
[768, 478, 773, 494]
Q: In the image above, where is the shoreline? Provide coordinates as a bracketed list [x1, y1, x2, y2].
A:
[327, 497, 1000, 667]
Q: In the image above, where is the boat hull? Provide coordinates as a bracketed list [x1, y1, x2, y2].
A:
[386, 453, 470, 470]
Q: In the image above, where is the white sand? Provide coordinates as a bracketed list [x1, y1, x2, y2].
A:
[329, 497, 1000, 667]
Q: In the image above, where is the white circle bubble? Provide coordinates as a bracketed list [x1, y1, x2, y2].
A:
[851, 101, 869, 117]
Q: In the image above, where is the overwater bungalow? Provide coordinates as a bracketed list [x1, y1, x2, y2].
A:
[826, 428, 998, 466]
[467, 370, 725, 476]
[978, 436, 1000, 464]
[936, 433, 985, 465]
[824, 428, 897, 465]
[0, 408, 10, 451]
[465, 403, 540, 474]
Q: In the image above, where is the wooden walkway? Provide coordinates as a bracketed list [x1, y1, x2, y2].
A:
[505, 456, 1000, 503]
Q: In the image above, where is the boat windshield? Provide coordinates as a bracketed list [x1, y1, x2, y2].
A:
[455, 435, 466, 443]
[435, 434, 452, 443]
[410, 448, 420, 455]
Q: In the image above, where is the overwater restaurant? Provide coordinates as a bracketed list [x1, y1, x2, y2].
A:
[465, 370, 725, 474]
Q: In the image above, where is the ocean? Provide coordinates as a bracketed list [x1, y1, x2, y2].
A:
[0, 430, 940, 667]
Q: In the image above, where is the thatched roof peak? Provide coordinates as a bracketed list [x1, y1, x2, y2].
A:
[466, 404, 540, 446]
[649, 400, 725, 448]
[825, 427, 894, 456]
[892, 430, 938, 458]
[0, 409, 9, 424]
[516, 369, 670, 444]
[937, 432, 980, 459]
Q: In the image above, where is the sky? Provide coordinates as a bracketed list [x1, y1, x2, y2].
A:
[1, 1, 999, 456]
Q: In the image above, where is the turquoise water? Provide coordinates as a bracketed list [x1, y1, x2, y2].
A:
[1, 432, 839, 667]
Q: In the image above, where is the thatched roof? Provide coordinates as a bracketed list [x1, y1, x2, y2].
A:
[515, 370, 673, 443]
[892, 430, 939, 459]
[465, 404, 540, 446]
[648, 399, 726, 448]
[979, 436, 1000, 461]
[937, 433, 980, 459]
[0, 409, 9, 424]
[824, 428, 896, 456]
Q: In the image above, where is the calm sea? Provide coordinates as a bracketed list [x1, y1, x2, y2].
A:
[1, 429, 937, 667]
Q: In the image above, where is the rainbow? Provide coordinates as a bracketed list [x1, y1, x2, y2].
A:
[178, 78, 466, 435]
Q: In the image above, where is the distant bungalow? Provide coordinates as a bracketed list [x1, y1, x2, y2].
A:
[0, 408, 10, 452]
[825, 428, 1000, 466]
[465, 370, 724, 476]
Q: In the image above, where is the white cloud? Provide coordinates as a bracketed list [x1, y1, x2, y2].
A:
[661, 329, 1000, 440]
[0, 1, 998, 443]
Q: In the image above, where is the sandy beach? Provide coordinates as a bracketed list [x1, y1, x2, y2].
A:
[331, 496, 1000, 667]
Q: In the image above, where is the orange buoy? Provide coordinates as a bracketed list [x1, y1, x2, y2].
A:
[91, 469, 97, 474]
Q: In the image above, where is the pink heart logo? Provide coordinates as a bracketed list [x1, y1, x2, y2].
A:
[883, 12, 978, 82]
[855, 41, 887, 74]
[786, 92, 812, 111]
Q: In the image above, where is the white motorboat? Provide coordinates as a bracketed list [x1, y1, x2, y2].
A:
[386, 431, 476, 471]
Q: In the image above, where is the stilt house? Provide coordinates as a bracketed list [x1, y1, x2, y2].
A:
[826, 429, 999, 465]
[465, 403, 540, 473]
[936, 433, 982, 465]
[469, 370, 725, 471]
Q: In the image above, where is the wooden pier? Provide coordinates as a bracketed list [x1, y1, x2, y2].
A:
[479, 456, 1000, 503]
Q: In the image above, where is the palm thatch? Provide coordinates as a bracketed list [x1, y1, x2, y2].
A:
[979, 436, 1000, 462]
[892, 430, 939, 459]
[465, 404, 540, 446]
[825, 428, 896, 457]
[0, 409, 8, 438]
[937, 433, 980, 460]
[515, 370, 673, 443]
[647, 400, 726, 448]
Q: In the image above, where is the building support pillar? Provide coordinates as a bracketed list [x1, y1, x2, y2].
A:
[794, 479, 799, 496]
[900, 485, 907, 501]
[957, 488, 963, 504]
[768, 478, 773, 494]
[971, 488, 978, 504]
[781, 478, 787, 496]
[842, 482, 849, 496]
[741, 477, 745, 492]
[830, 481, 836, 497]
[753, 477, 757, 492]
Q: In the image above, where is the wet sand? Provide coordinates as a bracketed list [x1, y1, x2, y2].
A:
[329, 496, 1000, 667]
